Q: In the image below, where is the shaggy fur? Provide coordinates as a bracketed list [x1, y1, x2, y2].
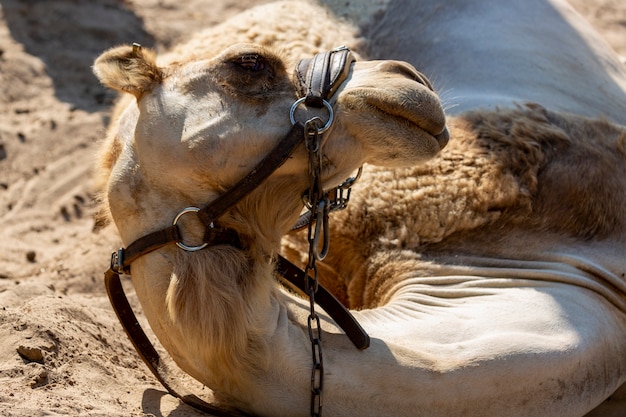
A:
[284, 104, 626, 308]
[93, 45, 163, 98]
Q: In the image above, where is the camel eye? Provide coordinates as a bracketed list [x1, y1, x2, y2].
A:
[238, 54, 266, 71]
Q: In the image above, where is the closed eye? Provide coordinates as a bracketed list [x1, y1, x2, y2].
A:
[238, 54, 266, 71]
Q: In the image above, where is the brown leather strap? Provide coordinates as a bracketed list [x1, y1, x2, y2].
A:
[295, 47, 355, 107]
[110, 225, 241, 275]
[104, 270, 252, 417]
[276, 255, 370, 350]
[112, 226, 180, 274]
[197, 122, 305, 235]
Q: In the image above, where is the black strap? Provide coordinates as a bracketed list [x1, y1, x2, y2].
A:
[110, 121, 308, 278]
[111, 226, 180, 274]
[197, 122, 305, 235]
[276, 255, 370, 350]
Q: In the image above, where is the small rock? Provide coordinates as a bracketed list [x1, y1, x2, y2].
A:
[26, 250, 36, 263]
[17, 345, 44, 363]
[27, 366, 48, 389]
[0, 143, 6, 161]
[60, 206, 70, 221]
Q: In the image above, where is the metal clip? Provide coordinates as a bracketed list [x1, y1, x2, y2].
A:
[310, 198, 330, 261]
[173, 207, 209, 252]
[110, 248, 127, 275]
[328, 166, 363, 212]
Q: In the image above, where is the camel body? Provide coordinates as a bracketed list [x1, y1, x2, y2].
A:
[284, 105, 626, 416]
[343, 0, 626, 123]
[94, 1, 626, 416]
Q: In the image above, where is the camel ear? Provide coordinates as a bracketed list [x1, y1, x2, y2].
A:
[93, 43, 164, 99]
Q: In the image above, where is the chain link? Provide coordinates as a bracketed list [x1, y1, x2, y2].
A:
[303, 118, 328, 417]
[327, 166, 362, 212]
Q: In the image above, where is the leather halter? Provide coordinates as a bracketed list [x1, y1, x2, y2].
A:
[104, 46, 368, 416]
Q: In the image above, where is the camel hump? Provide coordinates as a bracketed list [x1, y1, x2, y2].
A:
[93, 43, 164, 98]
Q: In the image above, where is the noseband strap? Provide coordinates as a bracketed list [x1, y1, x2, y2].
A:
[296, 46, 354, 107]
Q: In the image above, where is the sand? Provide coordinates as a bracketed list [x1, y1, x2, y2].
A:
[0, 0, 624, 415]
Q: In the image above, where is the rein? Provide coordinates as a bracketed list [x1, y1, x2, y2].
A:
[104, 46, 369, 417]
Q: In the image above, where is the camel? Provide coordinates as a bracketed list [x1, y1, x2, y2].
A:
[94, 0, 626, 416]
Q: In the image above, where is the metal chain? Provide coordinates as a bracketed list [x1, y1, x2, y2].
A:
[326, 166, 362, 213]
[304, 117, 329, 417]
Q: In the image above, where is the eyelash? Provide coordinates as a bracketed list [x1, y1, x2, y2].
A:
[239, 54, 265, 71]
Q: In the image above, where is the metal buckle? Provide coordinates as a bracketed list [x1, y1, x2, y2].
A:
[110, 248, 128, 274]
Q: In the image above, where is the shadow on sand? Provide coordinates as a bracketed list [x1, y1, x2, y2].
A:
[2, 0, 155, 111]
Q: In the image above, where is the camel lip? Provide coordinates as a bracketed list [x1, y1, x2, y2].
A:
[369, 106, 450, 157]
[368, 98, 449, 151]
[352, 99, 449, 152]
[435, 126, 450, 150]
[351, 84, 447, 135]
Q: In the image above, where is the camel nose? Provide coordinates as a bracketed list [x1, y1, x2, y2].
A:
[374, 60, 435, 91]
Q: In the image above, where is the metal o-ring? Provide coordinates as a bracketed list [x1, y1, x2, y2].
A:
[289, 98, 334, 133]
[172, 207, 209, 252]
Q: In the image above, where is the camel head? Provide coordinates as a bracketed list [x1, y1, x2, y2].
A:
[93, 43, 448, 245]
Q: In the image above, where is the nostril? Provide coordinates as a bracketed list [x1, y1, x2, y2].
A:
[375, 61, 429, 86]
[397, 62, 435, 91]
[414, 70, 435, 91]
[384, 61, 434, 91]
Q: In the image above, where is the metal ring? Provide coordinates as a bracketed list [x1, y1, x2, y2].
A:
[172, 207, 209, 252]
[289, 97, 334, 133]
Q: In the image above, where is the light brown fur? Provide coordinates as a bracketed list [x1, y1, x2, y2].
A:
[284, 104, 626, 308]
[93, 45, 163, 98]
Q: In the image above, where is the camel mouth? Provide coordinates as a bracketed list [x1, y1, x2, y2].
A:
[340, 59, 450, 154]
[360, 91, 450, 152]
[435, 126, 450, 149]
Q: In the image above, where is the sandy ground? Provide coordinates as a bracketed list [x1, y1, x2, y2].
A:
[0, 0, 624, 416]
